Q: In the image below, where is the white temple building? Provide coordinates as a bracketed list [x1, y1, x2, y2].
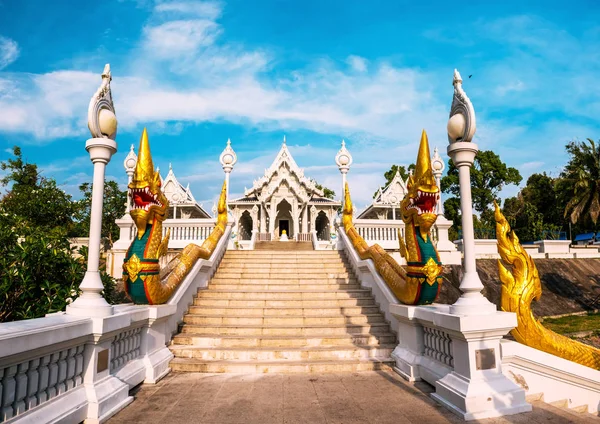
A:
[357, 168, 408, 220]
[161, 164, 211, 219]
[229, 139, 340, 241]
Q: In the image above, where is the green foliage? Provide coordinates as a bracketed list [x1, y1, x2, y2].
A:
[0, 146, 125, 322]
[441, 150, 521, 231]
[502, 173, 565, 242]
[314, 182, 335, 199]
[72, 180, 127, 247]
[561, 139, 600, 226]
[0, 215, 82, 321]
[1, 146, 75, 230]
[373, 164, 415, 198]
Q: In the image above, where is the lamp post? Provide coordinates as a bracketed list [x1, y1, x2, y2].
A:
[431, 147, 445, 216]
[446, 69, 496, 315]
[335, 140, 352, 207]
[219, 139, 237, 203]
[124, 144, 137, 214]
[67, 64, 117, 318]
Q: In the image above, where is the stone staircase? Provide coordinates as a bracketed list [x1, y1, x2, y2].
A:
[169, 249, 396, 373]
[254, 241, 313, 250]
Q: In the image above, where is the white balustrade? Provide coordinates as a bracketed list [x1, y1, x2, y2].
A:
[0, 341, 86, 423]
[110, 327, 143, 373]
[423, 326, 454, 368]
[353, 219, 403, 250]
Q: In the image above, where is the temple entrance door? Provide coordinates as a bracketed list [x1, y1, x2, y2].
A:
[279, 220, 289, 236]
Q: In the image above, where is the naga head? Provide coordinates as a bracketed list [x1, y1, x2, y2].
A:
[129, 128, 169, 239]
[401, 130, 440, 240]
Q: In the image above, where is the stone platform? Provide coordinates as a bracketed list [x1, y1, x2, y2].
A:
[107, 370, 597, 424]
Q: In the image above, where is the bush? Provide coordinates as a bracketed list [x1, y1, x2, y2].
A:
[0, 217, 126, 322]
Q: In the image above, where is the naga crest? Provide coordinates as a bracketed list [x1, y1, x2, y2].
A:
[401, 130, 440, 241]
[129, 128, 169, 238]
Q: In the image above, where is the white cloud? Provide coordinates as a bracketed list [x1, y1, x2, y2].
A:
[142, 19, 221, 58]
[0, 36, 19, 70]
[154, 1, 222, 19]
[346, 55, 368, 72]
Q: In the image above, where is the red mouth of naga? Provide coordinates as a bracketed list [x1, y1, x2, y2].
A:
[408, 190, 439, 215]
[131, 187, 161, 211]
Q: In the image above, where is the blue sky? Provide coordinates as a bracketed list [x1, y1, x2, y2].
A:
[0, 0, 599, 211]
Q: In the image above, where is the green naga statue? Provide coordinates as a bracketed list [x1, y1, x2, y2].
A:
[343, 130, 443, 305]
[123, 128, 228, 304]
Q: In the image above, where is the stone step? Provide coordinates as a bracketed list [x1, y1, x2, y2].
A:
[195, 289, 373, 300]
[169, 357, 394, 373]
[210, 275, 358, 284]
[193, 298, 376, 308]
[170, 344, 396, 361]
[186, 305, 383, 316]
[171, 333, 397, 348]
[224, 253, 342, 258]
[216, 265, 349, 272]
[179, 322, 393, 336]
[211, 277, 356, 284]
[208, 283, 362, 291]
[213, 272, 351, 279]
[182, 314, 386, 326]
[220, 259, 346, 265]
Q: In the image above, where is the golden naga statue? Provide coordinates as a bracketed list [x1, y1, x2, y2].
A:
[123, 128, 228, 305]
[495, 203, 600, 370]
[343, 130, 443, 305]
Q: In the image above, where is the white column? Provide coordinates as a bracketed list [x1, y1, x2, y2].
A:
[335, 140, 352, 208]
[448, 147, 495, 315]
[123, 144, 137, 214]
[446, 69, 495, 315]
[260, 203, 266, 232]
[224, 172, 230, 202]
[302, 206, 308, 233]
[67, 64, 117, 318]
[67, 139, 116, 317]
[220, 138, 237, 204]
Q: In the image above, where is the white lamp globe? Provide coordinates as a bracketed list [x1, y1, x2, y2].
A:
[222, 153, 234, 165]
[447, 113, 466, 142]
[98, 108, 118, 139]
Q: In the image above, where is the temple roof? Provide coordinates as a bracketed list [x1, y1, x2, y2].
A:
[161, 164, 211, 218]
[232, 137, 338, 206]
[357, 168, 407, 219]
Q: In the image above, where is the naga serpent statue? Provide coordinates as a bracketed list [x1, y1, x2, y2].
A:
[343, 130, 443, 305]
[495, 203, 600, 370]
[123, 128, 228, 305]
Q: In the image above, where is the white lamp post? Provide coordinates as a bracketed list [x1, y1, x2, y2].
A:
[124, 144, 137, 214]
[219, 139, 237, 203]
[335, 140, 352, 206]
[446, 69, 495, 315]
[431, 147, 445, 215]
[67, 64, 117, 318]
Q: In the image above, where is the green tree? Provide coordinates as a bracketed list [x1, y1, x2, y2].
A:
[0, 147, 125, 322]
[73, 180, 127, 247]
[561, 139, 600, 226]
[314, 182, 335, 200]
[373, 164, 415, 198]
[1, 146, 75, 230]
[441, 150, 522, 229]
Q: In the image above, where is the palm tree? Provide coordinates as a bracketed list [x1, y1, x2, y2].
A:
[562, 139, 600, 225]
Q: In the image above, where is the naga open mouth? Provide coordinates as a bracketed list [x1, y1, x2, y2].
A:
[408, 190, 439, 215]
[131, 187, 162, 211]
